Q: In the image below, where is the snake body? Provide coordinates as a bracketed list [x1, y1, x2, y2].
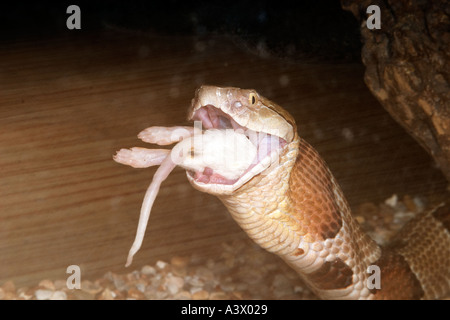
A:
[114, 86, 450, 299]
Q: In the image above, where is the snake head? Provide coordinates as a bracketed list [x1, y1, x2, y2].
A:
[186, 85, 297, 195]
[189, 85, 296, 142]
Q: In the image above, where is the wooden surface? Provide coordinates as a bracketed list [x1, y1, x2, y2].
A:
[0, 31, 447, 287]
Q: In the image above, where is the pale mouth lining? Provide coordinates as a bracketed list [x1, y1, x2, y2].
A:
[189, 105, 287, 186]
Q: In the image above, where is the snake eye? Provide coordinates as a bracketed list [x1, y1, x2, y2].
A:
[249, 93, 257, 105]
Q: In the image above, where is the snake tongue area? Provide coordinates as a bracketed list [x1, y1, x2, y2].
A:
[193, 167, 237, 184]
[193, 105, 247, 130]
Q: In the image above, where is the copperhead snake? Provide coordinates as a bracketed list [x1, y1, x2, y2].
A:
[114, 85, 450, 299]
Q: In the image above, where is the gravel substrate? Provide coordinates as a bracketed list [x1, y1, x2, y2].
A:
[0, 194, 441, 300]
[0, 239, 314, 300]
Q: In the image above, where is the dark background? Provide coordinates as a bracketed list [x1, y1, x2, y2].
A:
[0, 1, 361, 61]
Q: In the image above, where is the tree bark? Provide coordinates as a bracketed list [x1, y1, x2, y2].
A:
[341, 0, 450, 182]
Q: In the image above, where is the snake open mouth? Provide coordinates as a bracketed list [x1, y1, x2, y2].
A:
[188, 105, 287, 187]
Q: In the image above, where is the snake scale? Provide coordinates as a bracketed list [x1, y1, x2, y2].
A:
[114, 85, 450, 300]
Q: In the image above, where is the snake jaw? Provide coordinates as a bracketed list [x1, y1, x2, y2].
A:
[186, 86, 290, 195]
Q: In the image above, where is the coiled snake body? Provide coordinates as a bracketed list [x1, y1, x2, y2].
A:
[114, 86, 450, 299]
